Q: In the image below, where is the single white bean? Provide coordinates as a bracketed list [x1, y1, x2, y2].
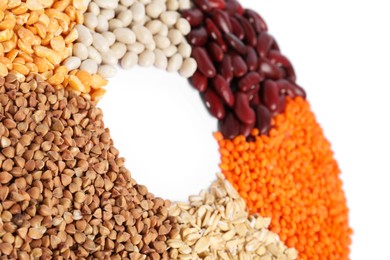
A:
[80, 59, 98, 74]
[120, 0, 135, 7]
[63, 57, 81, 71]
[94, 0, 118, 10]
[98, 65, 117, 78]
[114, 28, 136, 44]
[175, 18, 191, 35]
[159, 24, 168, 36]
[101, 50, 118, 65]
[160, 11, 179, 26]
[84, 12, 98, 29]
[131, 2, 146, 22]
[179, 57, 197, 77]
[179, 0, 191, 10]
[153, 49, 168, 69]
[132, 25, 153, 45]
[168, 29, 182, 46]
[117, 10, 133, 27]
[96, 15, 109, 32]
[73, 43, 89, 60]
[76, 25, 93, 46]
[154, 35, 170, 49]
[102, 31, 116, 46]
[146, 2, 164, 18]
[166, 0, 179, 11]
[138, 50, 155, 67]
[145, 20, 163, 35]
[127, 42, 145, 54]
[88, 2, 100, 16]
[121, 51, 138, 69]
[167, 53, 183, 72]
[178, 42, 191, 58]
[87, 46, 102, 64]
[92, 33, 109, 52]
[109, 19, 124, 31]
[163, 45, 177, 57]
[140, 0, 151, 4]
[145, 41, 156, 51]
[110, 42, 127, 59]
[100, 9, 116, 20]
[115, 4, 127, 14]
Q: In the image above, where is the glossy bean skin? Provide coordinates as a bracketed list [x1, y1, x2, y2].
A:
[225, 0, 244, 15]
[238, 72, 262, 92]
[208, 42, 224, 62]
[191, 71, 208, 92]
[240, 121, 255, 137]
[194, 0, 212, 12]
[192, 47, 217, 78]
[234, 92, 256, 125]
[230, 17, 245, 40]
[213, 75, 235, 107]
[246, 47, 259, 71]
[262, 80, 279, 112]
[235, 15, 257, 46]
[220, 55, 234, 82]
[220, 112, 240, 139]
[205, 18, 227, 51]
[268, 50, 292, 68]
[224, 33, 247, 55]
[187, 27, 208, 46]
[255, 104, 271, 135]
[256, 32, 274, 58]
[208, 0, 226, 9]
[182, 9, 204, 27]
[203, 89, 226, 119]
[244, 9, 268, 33]
[259, 60, 284, 80]
[212, 9, 233, 33]
[232, 55, 248, 77]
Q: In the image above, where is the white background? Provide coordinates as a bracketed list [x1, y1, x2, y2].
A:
[99, 1, 390, 259]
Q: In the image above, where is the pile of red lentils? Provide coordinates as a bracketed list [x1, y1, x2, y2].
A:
[0, 0, 352, 259]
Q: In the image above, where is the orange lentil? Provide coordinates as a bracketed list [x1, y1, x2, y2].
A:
[215, 97, 352, 260]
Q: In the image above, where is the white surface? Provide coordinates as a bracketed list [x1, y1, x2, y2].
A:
[99, 1, 390, 259]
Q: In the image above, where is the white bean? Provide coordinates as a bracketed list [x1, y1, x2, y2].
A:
[114, 28, 136, 44]
[63, 57, 82, 71]
[154, 35, 170, 49]
[109, 19, 124, 31]
[73, 43, 89, 60]
[146, 2, 164, 18]
[101, 50, 118, 65]
[76, 25, 93, 46]
[84, 12, 98, 29]
[168, 29, 182, 45]
[159, 24, 168, 36]
[131, 2, 145, 22]
[167, 53, 183, 72]
[178, 42, 191, 58]
[87, 46, 102, 64]
[138, 50, 155, 67]
[100, 9, 115, 20]
[94, 0, 118, 10]
[160, 11, 179, 26]
[132, 25, 153, 44]
[167, 0, 179, 11]
[127, 42, 145, 54]
[98, 65, 117, 78]
[153, 49, 168, 69]
[145, 41, 156, 51]
[175, 18, 191, 35]
[145, 20, 163, 35]
[179, 57, 197, 77]
[120, 0, 135, 7]
[102, 31, 116, 46]
[92, 33, 109, 52]
[96, 15, 109, 32]
[115, 4, 127, 14]
[110, 42, 127, 59]
[179, 0, 191, 10]
[88, 2, 100, 16]
[117, 10, 133, 27]
[140, 0, 152, 4]
[121, 51, 138, 69]
[80, 59, 98, 74]
[163, 45, 177, 57]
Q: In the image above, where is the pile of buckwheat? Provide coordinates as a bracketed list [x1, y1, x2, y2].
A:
[0, 74, 178, 259]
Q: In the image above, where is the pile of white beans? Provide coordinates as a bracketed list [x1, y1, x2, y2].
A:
[63, 0, 197, 79]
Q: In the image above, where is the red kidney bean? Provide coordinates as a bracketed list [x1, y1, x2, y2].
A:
[230, 17, 245, 40]
[262, 80, 279, 112]
[205, 18, 227, 52]
[220, 55, 234, 82]
[259, 60, 284, 80]
[246, 84, 260, 96]
[255, 104, 271, 135]
[277, 94, 286, 113]
[268, 50, 292, 68]
[246, 46, 258, 71]
[225, 0, 244, 15]
[276, 79, 306, 98]
[212, 10, 232, 33]
[220, 112, 240, 139]
[182, 9, 204, 27]
[190, 71, 208, 92]
[232, 55, 248, 77]
[192, 47, 216, 78]
[240, 121, 255, 137]
[285, 66, 296, 82]
[250, 91, 260, 106]
[235, 15, 257, 46]
[208, 42, 224, 62]
[224, 33, 247, 55]
[256, 33, 274, 58]
[194, 0, 211, 12]
[213, 75, 235, 107]
[244, 9, 268, 33]
[290, 83, 306, 98]
[187, 27, 208, 46]
[208, 0, 226, 10]
[203, 89, 225, 119]
[238, 72, 262, 92]
[234, 92, 256, 125]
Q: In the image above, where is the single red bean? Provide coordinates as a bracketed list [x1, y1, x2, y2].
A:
[238, 72, 262, 92]
[268, 50, 292, 68]
[276, 79, 306, 98]
[235, 15, 257, 46]
[285, 66, 296, 82]
[230, 17, 245, 40]
[244, 9, 268, 33]
[232, 55, 248, 77]
[213, 75, 235, 107]
[255, 104, 271, 135]
[259, 60, 284, 80]
[203, 89, 225, 119]
[205, 18, 227, 51]
[212, 10, 232, 34]
[246, 83, 260, 96]
[181, 9, 204, 27]
[246, 46, 259, 71]
[225, 0, 244, 15]
[208, 0, 226, 10]
[256, 32, 274, 58]
[208, 42, 224, 62]
[240, 121, 255, 137]
[290, 82, 306, 98]
[220, 112, 240, 139]
[224, 33, 247, 55]
[194, 0, 211, 12]
[234, 92, 256, 125]
[262, 80, 279, 112]
[187, 27, 208, 46]
[192, 47, 216, 78]
[190, 71, 208, 92]
[250, 91, 260, 106]
[220, 55, 234, 82]
[277, 94, 286, 113]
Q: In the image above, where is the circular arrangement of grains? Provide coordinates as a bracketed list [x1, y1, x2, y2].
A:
[0, 0, 352, 259]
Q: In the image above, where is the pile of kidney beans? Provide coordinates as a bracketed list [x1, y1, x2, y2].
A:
[183, 0, 306, 139]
